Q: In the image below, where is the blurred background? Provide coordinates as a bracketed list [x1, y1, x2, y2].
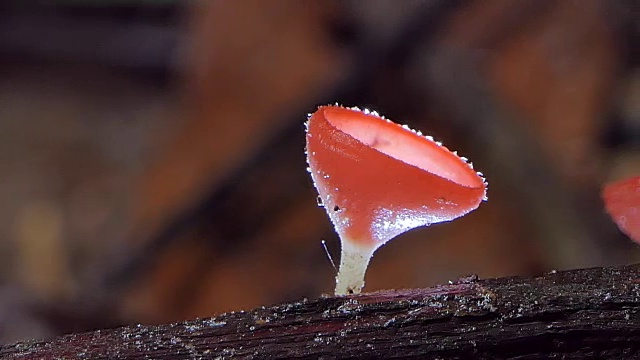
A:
[0, 0, 638, 344]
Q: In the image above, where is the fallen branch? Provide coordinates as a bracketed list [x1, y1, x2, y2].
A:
[3, 264, 640, 359]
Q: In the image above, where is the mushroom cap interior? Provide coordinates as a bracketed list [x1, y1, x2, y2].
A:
[323, 107, 483, 188]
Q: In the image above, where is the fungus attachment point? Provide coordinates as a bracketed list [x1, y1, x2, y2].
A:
[305, 105, 487, 295]
[602, 176, 640, 243]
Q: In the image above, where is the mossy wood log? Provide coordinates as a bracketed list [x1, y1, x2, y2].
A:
[3, 264, 640, 359]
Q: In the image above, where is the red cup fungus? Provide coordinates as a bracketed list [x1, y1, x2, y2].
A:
[602, 176, 640, 244]
[305, 105, 487, 295]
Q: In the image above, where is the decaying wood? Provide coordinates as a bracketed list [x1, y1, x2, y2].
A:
[3, 264, 640, 359]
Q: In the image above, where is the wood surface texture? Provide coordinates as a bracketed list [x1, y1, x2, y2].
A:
[4, 264, 640, 359]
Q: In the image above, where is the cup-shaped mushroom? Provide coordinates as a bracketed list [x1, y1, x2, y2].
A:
[602, 176, 640, 243]
[306, 105, 487, 295]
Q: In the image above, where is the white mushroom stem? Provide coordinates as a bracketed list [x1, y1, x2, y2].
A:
[334, 240, 376, 295]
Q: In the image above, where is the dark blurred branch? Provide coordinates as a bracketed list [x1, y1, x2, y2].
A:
[423, 47, 608, 268]
[0, 7, 182, 74]
[415, 0, 628, 269]
[4, 264, 640, 359]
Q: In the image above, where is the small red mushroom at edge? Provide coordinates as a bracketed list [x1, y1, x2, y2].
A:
[305, 105, 487, 295]
[602, 176, 640, 243]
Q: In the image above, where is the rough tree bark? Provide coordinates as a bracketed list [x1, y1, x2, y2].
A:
[3, 264, 640, 359]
